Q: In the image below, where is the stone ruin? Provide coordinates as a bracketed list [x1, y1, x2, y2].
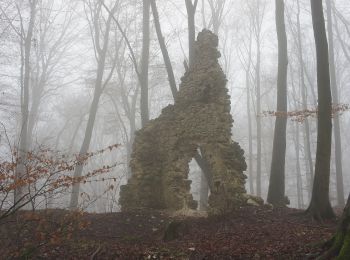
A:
[119, 30, 248, 215]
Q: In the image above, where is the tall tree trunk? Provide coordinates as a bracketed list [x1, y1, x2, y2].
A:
[326, 0, 345, 207]
[68, 115, 84, 154]
[69, 6, 113, 209]
[199, 166, 209, 210]
[296, 0, 313, 201]
[140, 0, 150, 126]
[185, 0, 198, 68]
[291, 63, 304, 209]
[256, 36, 262, 198]
[27, 85, 42, 149]
[246, 31, 254, 195]
[69, 86, 103, 209]
[294, 123, 304, 209]
[306, 0, 334, 220]
[267, 0, 288, 206]
[194, 149, 212, 211]
[150, 0, 177, 97]
[15, 0, 37, 205]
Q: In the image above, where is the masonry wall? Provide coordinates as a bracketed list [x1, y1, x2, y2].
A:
[119, 30, 248, 215]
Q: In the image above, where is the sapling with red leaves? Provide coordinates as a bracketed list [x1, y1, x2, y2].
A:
[0, 144, 120, 221]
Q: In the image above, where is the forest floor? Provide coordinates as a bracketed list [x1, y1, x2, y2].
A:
[0, 205, 338, 259]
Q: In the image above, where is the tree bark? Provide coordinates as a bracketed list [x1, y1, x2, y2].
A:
[296, 0, 313, 201]
[256, 35, 262, 198]
[150, 0, 177, 98]
[306, 0, 334, 220]
[295, 123, 304, 209]
[246, 29, 254, 195]
[194, 150, 212, 210]
[185, 0, 198, 68]
[267, 0, 288, 207]
[326, 0, 345, 207]
[15, 0, 37, 205]
[140, 0, 150, 126]
[290, 63, 304, 209]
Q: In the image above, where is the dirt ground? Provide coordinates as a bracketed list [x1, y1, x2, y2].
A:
[0, 206, 337, 259]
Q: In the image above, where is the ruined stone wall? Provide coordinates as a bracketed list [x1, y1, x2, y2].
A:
[119, 30, 248, 215]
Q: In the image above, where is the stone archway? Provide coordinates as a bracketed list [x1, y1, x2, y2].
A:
[119, 30, 248, 215]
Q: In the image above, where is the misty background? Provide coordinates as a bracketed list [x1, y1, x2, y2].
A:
[1, 0, 350, 212]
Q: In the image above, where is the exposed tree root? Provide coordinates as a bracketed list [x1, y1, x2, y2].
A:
[304, 203, 336, 223]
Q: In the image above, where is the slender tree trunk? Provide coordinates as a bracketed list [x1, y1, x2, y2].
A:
[69, 87, 103, 209]
[326, 0, 345, 207]
[69, 6, 113, 209]
[68, 115, 84, 154]
[185, 0, 197, 68]
[152, 0, 211, 208]
[290, 62, 304, 209]
[267, 0, 288, 207]
[256, 36, 262, 198]
[245, 27, 254, 195]
[27, 86, 42, 149]
[27, 60, 48, 149]
[199, 169, 209, 210]
[306, 0, 335, 220]
[247, 80, 254, 195]
[140, 0, 150, 126]
[295, 123, 304, 209]
[126, 93, 137, 179]
[54, 119, 70, 150]
[296, 0, 313, 201]
[15, 0, 37, 205]
[150, 0, 177, 98]
[201, 0, 207, 28]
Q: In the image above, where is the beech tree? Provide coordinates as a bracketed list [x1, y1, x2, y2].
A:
[326, 0, 345, 207]
[140, 0, 151, 126]
[185, 0, 198, 68]
[290, 69, 304, 208]
[267, 0, 288, 207]
[237, 20, 254, 194]
[296, 0, 314, 200]
[14, 0, 38, 205]
[306, 0, 335, 220]
[246, 0, 266, 197]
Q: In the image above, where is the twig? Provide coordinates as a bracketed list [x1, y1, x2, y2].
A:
[90, 245, 102, 260]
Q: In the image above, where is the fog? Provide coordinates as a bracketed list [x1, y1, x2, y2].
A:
[1, 0, 350, 213]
